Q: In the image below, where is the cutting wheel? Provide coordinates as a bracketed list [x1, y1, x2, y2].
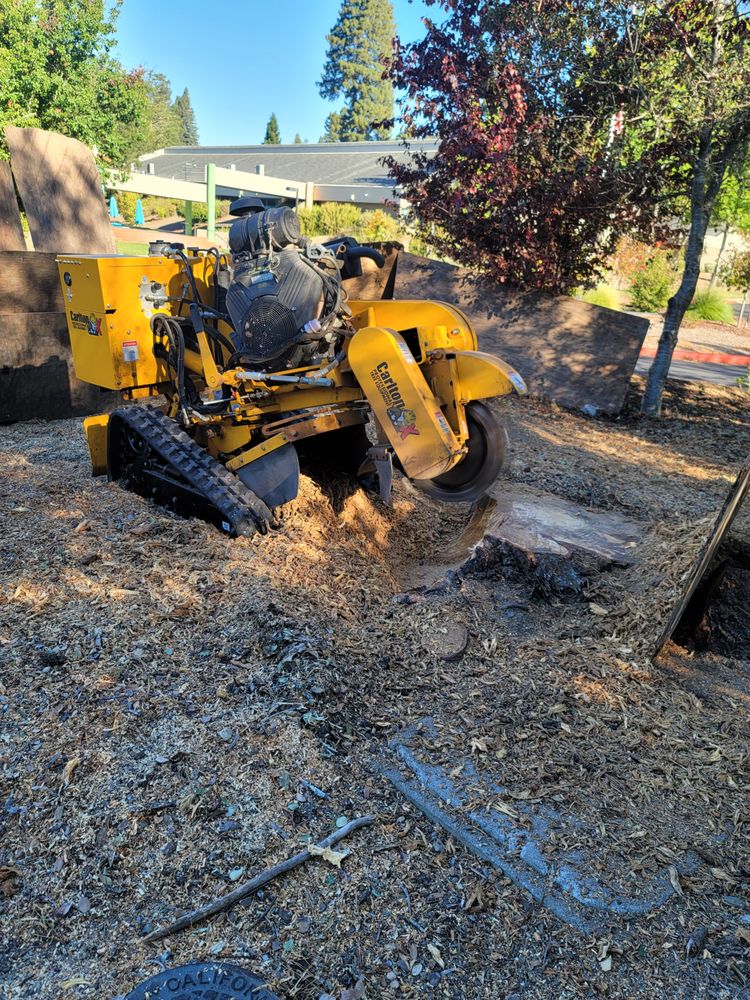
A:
[414, 401, 505, 504]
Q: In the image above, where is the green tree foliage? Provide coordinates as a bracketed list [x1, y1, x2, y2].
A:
[721, 248, 750, 293]
[263, 113, 281, 144]
[294, 133, 303, 144]
[631, 2, 750, 414]
[0, 0, 146, 168]
[318, 0, 395, 141]
[320, 112, 343, 143]
[120, 72, 184, 159]
[174, 88, 199, 145]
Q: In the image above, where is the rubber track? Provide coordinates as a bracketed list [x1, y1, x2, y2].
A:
[109, 406, 274, 537]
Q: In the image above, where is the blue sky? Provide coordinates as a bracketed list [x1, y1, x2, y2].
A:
[113, 0, 434, 146]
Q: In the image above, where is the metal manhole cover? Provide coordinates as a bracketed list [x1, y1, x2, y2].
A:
[124, 962, 279, 999]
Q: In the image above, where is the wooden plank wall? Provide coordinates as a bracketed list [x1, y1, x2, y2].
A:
[0, 161, 25, 251]
[5, 126, 115, 254]
[0, 251, 111, 423]
[391, 253, 650, 416]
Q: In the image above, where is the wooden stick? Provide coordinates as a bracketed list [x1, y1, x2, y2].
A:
[141, 814, 376, 944]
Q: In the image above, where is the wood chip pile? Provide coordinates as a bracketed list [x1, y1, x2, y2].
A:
[1, 377, 748, 999]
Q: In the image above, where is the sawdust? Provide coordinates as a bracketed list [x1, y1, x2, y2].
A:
[1, 377, 749, 999]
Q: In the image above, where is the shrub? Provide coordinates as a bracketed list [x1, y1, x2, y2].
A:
[115, 191, 138, 224]
[629, 253, 675, 312]
[356, 208, 402, 243]
[685, 290, 734, 324]
[299, 203, 364, 237]
[609, 236, 653, 287]
[141, 196, 180, 220]
[578, 285, 621, 310]
[299, 203, 403, 242]
[179, 199, 231, 225]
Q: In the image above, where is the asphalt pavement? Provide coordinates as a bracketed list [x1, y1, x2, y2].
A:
[635, 355, 747, 387]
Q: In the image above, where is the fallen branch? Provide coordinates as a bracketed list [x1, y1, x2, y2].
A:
[141, 814, 376, 944]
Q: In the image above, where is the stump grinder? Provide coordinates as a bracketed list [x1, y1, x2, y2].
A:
[57, 199, 527, 537]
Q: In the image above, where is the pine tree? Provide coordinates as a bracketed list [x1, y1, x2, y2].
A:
[263, 113, 281, 144]
[320, 111, 343, 143]
[318, 0, 394, 141]
[294, 133, 302, 143]
[173, 88, 199, 145]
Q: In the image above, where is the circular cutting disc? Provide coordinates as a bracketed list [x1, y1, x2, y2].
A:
[414, 400, 506, 504]
[124, 962, 280, 1000]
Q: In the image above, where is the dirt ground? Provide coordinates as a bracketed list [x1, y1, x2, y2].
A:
[1, 377, 749, 1000]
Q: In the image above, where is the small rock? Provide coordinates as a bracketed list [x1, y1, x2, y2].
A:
[217, 820, 240, 834]
[218, 727, 235, 742]
[228, 867, 244, 882]
[686, 926, 708, 958]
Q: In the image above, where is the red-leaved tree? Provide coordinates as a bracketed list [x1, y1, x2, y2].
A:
[385, 0, 665, 293]
[388, 1, 750, 416]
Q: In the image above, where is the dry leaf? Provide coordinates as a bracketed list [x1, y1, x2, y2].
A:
[668, 866, 683, 896]
[62, 758, 80, 785]
[589, 603, 609, 617]
[0, 866, 20, 898]
[308, 844, 349, 867]
[427, 943, 445, 969]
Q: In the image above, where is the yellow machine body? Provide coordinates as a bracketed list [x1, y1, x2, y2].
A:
[57, 250, 527, 526]
[57, 254, 214, 391]
[348, 325, 462, 480]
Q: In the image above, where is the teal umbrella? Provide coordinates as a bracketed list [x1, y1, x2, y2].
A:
[108, 194, 119, 219]
[134, 198, 145, 226]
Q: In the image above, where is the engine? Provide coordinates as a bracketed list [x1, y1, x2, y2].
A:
[226, 204, 343, 371]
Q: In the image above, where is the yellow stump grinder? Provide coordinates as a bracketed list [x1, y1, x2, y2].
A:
[58, 199, 527, 537]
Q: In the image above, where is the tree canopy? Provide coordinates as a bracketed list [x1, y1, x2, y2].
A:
[318, 0, 395, 141]
[0, 0, 145, 168]
[263, 113, 281, 145]
[174, 88, 199, 145]
[0, 1, 201, 168]
[386, 0, 665, 291]
[387, 0, 750, 416]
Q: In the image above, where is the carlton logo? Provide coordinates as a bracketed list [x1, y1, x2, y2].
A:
[370, 361, 420, 439]
[70, 311, 102, 336]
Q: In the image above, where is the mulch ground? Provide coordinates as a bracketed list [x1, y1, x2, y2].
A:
[1, 376, 749, 1000]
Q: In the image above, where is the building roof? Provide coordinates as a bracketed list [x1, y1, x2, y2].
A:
[138, 140, 437, 187]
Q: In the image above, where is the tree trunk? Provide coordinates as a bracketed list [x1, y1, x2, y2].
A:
[708, 220, 730, 289]
[641, 2, 737, 417]
[739, 289, 749, 328]
[641, 132, 719, 417]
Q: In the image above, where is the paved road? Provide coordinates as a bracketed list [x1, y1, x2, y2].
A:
[636, 355, 747, 387]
